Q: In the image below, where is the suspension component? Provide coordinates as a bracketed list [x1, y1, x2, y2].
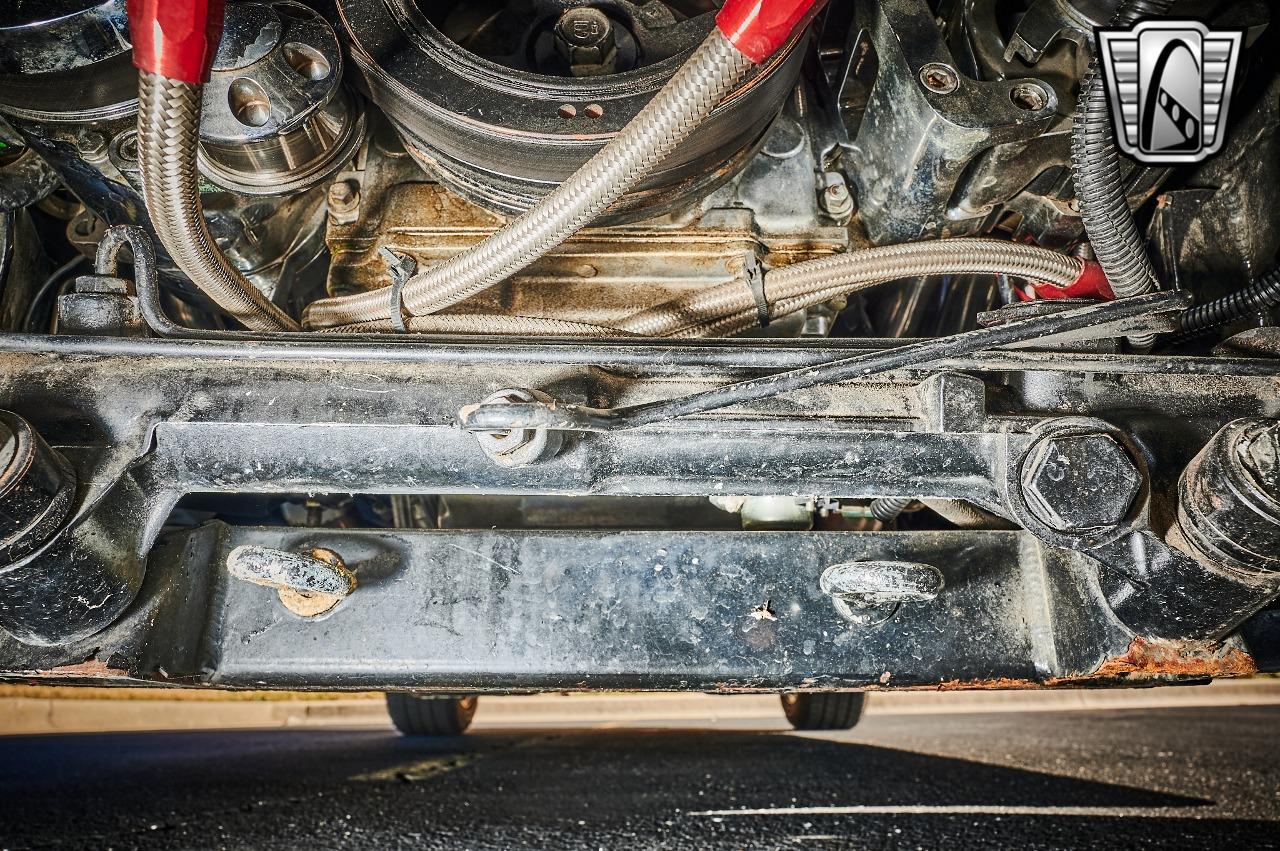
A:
[0, 412, 76, 565]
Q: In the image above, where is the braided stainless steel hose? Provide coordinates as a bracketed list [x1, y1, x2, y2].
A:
[301, 30, 757, 331]
[336, 237, 1094, 339]
[617, 239, 1090, 337]
[136, 71, 299, 332]
[325, 314, 637, 337]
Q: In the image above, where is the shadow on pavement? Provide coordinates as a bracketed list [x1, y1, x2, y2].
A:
[0, 727, 1271, 849]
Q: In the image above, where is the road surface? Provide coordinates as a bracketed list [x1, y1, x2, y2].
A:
[1, 702, 1277, 849]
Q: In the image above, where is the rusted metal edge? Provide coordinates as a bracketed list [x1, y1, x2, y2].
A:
[915, 638, 1258, 692]
[0, 640, 1258, 691]
[1077, 637, 1258, 682]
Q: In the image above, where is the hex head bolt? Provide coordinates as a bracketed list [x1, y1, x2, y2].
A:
[554, 7, 618, 76]
[1021, 432, 1143, 532]
[328, 179, 360, 224]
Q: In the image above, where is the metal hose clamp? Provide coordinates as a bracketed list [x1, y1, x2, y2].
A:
[380, 247, 419, 333]
[744, 252, 770, 328]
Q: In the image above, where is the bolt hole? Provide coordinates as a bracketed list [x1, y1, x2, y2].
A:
[282, 42, 330, 81]
[558, 103, 577, 119]
[1010, 82, 1049, 111]
[228, 78, 271, 127]
[583, 103, 604, 119]
[919, 62, 959, 95]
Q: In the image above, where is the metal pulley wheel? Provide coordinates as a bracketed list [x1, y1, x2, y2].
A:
[336, 0, 809, 221]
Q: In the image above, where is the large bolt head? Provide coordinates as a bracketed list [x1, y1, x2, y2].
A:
[554, 7, 618, 75]
[1022, 433, 1142, 532]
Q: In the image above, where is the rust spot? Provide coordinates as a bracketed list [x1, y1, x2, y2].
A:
[1082, 637, 1257, 681]
[927, 677, 1044, 691]
[869, 638, 1256, 692]
[709, 683, 778, 694]
[38, 659, 129, 679]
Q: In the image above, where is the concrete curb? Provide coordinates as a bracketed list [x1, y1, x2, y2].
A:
[0, 679, 1277, 736]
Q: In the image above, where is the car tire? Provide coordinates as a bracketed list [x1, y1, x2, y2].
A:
[385, 693, 478, 736]
[780, 692, 865, 730]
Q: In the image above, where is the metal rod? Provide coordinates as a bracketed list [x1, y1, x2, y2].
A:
[458, 292, 1191, 433]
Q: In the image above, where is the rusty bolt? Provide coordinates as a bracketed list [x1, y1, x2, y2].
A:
[819, 172, 854, 220]
[918, 62, 959, 95]
[554, 7, 618, 76]
[227, 545, 356, 617]
[1022, 433, 1142, 532]
[328, 179, 359, 212]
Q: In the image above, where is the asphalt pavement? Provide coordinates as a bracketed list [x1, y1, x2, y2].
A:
[1, 702, 1277, 850]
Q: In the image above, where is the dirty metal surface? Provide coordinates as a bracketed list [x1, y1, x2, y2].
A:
[202, 527, 1050, 690]
[0, 524, 1261, 691]
[325, 126, 847, 328]
[0, 335, 1276, 666]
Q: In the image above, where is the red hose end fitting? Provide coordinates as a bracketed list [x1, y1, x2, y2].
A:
[1020, 260, 1116, 302]
[126, 0, 227, 84]
[716, 0, 827, 64]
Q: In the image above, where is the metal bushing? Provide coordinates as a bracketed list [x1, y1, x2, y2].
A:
[473, 389, 565, 469]
[1178, 418, 1280, 577]
[0, 411, 76, 565]
[1098, 419, 1280, 642]
[198, 1, 365, 196]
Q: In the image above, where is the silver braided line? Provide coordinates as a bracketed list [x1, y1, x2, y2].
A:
[618, 239, 1086, 337]
[324, 314, 637, 337]
[303, 30, 754, 331]
[331, 237, 1085, 340]
[137, 71, 299, 332]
